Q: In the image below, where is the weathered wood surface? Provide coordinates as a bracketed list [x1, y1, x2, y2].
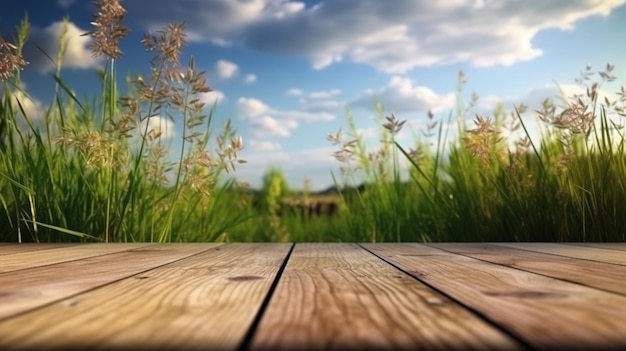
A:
[0, 243, 289, 350]
[0, 243, 152, 273]
[429, 243, 626, 295]
[492, 242, 626, 266]
[364, 243, 626, 350]
[0, 243, 77, 256]
[252, 243, 520, 350]
[565, 242, 626, 251]
[0, 243, 625, 350]
[0, 244, 220, 321]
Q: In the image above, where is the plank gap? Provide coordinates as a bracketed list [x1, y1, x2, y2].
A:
[359, 243, 538, 351]
[426, 243, 626, 298]
[238, 242, 295, 351]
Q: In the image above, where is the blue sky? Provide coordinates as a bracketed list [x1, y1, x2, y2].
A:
[3, 0, 626, 191]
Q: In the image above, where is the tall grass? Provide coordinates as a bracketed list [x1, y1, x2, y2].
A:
[1, 0, 625, 243]
[329, 65, 626, 242]
[0, 2, 247, 243]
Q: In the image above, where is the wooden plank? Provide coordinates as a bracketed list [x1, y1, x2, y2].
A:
[565, 243, 626, 251]
[0, 244, 218, 320]
[251, 243, 522, 350]
[0, 243, 153, 273]
[363, 243, 626, 350]
[429, 243, 626, 297]
[493, 242, 626, 266]
[0, 243, 291, 351]
[0, 243, 78, 256]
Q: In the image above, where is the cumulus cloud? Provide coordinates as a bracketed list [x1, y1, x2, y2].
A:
[139, 115, 176, 140]
[1, 86, 44, 123]
[237, 96, 334, 137]
[126, 0, 626, 73]
[299, 89, 345, 113]
[237, 97, 270, 117]
[284, 88, 347, 114]
[250, 115, 298, 137]
[286, 88, 303, 96]
[215, 59, 239, 79]
[246, 0, 625, 73]
[209, 37, 233, 47]
[351, 76, 455, 115]
[283, 110, 334, 122]
[356, 127, 378, 140]
[24, 21, 101, 74]
[248, 139, 282, 151]
[243, 74, 257, 84]
[200, 89, 226, 106]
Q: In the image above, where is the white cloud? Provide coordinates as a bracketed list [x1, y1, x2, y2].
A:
[209, 37, 233, 47]
[243, 74, 257, 84]
[139, 115, 176, 140]
[307, 89, 342, 100]
[237, 96, 335, 137]
[250, 0, 625, 73]
[282, 110, 334, 122]
[237, 97, 270, 117]
[200, 89, 226, 106]
[127, 0, 625, 73]
[272, 1, 306, 19]
[351, 76, 455, 115]
[1, 86, 44, 123]
[248, 139, 283, 151]
[251, 115, 298, 137]
[25, 21, 102, 74]
[215, 59, 239, 79]
[299, 89, 345, 113]
[286, 88, 303, 96]
[356, 127, 378, 140]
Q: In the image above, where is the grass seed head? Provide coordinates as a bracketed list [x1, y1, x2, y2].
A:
[0, 36, 28, 81]
[141, 23, 187, 66]
[465, 116, 500, 164]
[86, 0, 130, 59]
[382, 113, 406, 136]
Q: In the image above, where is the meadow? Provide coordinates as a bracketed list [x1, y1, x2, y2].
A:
[1, 1, 626, 243]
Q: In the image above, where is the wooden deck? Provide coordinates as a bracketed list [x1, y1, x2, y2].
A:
[0, 243, 625, 350]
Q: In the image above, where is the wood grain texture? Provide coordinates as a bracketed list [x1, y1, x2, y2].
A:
[429, 243, 626, 296]
[0, 243, 77, 256]
[564, 243, 626, 251]
[252, 243, 521, 351]
[493, 242, 626, 266]
[363, 243, 626, 350]
[0, 243, 152, 273]
[0, 243, 291, 351]
[0, 243, 217, 320]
